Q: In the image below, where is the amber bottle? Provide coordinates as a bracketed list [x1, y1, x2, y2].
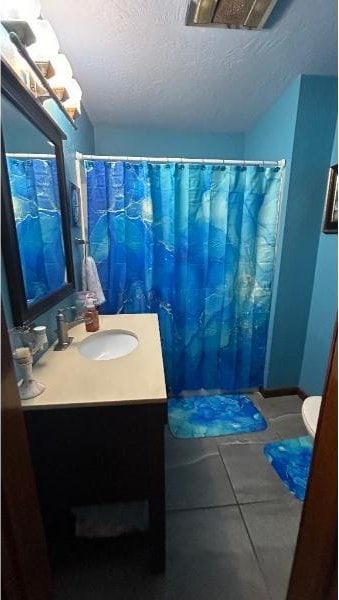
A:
[84, 299, 99, 332]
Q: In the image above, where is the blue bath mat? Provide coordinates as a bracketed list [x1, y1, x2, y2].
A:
[264, 436, 313, 501]
[168, 394, 267, 439]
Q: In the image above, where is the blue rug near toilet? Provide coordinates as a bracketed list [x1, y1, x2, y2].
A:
[168, 394, 267, 439]
[264, 436, 313, 501]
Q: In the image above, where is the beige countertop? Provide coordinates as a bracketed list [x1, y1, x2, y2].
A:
[23, 314, 167, 410]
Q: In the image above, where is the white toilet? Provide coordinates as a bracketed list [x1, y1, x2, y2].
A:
[301, 396, 322, 438]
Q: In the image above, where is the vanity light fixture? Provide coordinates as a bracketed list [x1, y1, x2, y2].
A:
[3, 14, 83, 126]
[186, 0, 279, 29]
[7, 31, 77, 127]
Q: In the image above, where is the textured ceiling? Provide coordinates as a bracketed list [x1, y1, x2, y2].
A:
[40, 0, 337, 132]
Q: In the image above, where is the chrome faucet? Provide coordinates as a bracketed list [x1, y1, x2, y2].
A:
[54, 307, 92, 351]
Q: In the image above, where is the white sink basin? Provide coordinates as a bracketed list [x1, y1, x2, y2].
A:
[78, 329, 139, 361]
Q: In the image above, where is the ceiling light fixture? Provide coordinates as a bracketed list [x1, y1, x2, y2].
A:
[186, 0, 279, 30]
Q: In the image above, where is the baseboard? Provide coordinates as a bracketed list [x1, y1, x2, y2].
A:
[258, 386, 308, 401]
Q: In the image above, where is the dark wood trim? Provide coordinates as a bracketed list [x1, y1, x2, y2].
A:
[1, 58, 67, 140]
[1, 132, 27, 323]
[327, 560, 338, 600]
[1, 306, 53, 599]
[287, 323, 338, 600]
[1, 60, 75, 326]
[6, 37, 77, 131]
[296, 387, 308, 400]
[258, 386, 308, 400]
[147, 404, 166, 573]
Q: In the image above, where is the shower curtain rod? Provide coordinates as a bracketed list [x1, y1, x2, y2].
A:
[6, 153, 56, 159]
[77, 152, 285, 167]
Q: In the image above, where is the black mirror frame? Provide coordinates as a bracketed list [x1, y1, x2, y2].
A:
[1, 59, 75, 326]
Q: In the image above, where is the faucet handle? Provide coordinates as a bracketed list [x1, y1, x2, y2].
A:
[60, 305, 78, 319]
[56, 308, 66, 321]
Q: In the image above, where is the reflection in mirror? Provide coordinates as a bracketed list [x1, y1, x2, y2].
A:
[2, 94, 67, 306]
[1, 59, 75, 326]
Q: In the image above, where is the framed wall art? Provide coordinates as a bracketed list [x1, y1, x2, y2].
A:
[323, 164, 338, 234]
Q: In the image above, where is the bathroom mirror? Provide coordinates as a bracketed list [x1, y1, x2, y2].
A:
[1, 60, 75, 325]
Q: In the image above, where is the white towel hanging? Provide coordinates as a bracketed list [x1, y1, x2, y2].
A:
[82, 256, 106, 305]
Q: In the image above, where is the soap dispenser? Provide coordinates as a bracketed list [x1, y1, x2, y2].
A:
[84, 298, 99, 332]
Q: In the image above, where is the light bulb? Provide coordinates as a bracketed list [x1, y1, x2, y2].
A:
[65, 78, 82, 102]
[49, 54, 73, 80]
[63, 98, 81, 118]
[1, 0, 41, 20]
[48, 55, 73, 100]
[27, 19, 59, 61]
[63, 79, 82, 116]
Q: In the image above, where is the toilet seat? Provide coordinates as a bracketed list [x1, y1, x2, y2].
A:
[302, 395, 322, 438]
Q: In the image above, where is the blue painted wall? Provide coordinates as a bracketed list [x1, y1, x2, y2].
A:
[244, 76, 301, 386]
[245, 75, 337, 390]
[94, 124, 244, 159]
[44, 99, 95, 292]
[269, 76, 337, 388]
[2, 98, 95, 345]
[299, 120, 338, 394]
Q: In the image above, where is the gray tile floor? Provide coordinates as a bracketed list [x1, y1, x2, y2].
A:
[54, 392, 307, 600]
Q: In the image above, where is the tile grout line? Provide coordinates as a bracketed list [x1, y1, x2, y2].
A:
[166, 501, 238, 514]
[217, 438, 273, 600]
[216, 441, 240, 507]
[237, 496, 303, 508]
[237, 502, 274, 600]
[217, 438, 274, 600]
[166, 496, 302, 513]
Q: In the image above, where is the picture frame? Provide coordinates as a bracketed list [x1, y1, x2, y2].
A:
[323, 164, 338, 234]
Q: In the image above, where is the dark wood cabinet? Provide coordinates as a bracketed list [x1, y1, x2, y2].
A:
[24, 401, 166, 573]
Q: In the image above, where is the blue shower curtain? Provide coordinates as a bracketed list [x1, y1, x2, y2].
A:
[6, 157, 66, 304]
[85, 160, 283, 393]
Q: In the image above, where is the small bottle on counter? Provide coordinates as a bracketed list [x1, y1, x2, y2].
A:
[84, 298, 99, 332]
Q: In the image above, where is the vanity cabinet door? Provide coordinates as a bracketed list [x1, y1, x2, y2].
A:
[24, 403, 165, 509]
[24, 402, 166, 573]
